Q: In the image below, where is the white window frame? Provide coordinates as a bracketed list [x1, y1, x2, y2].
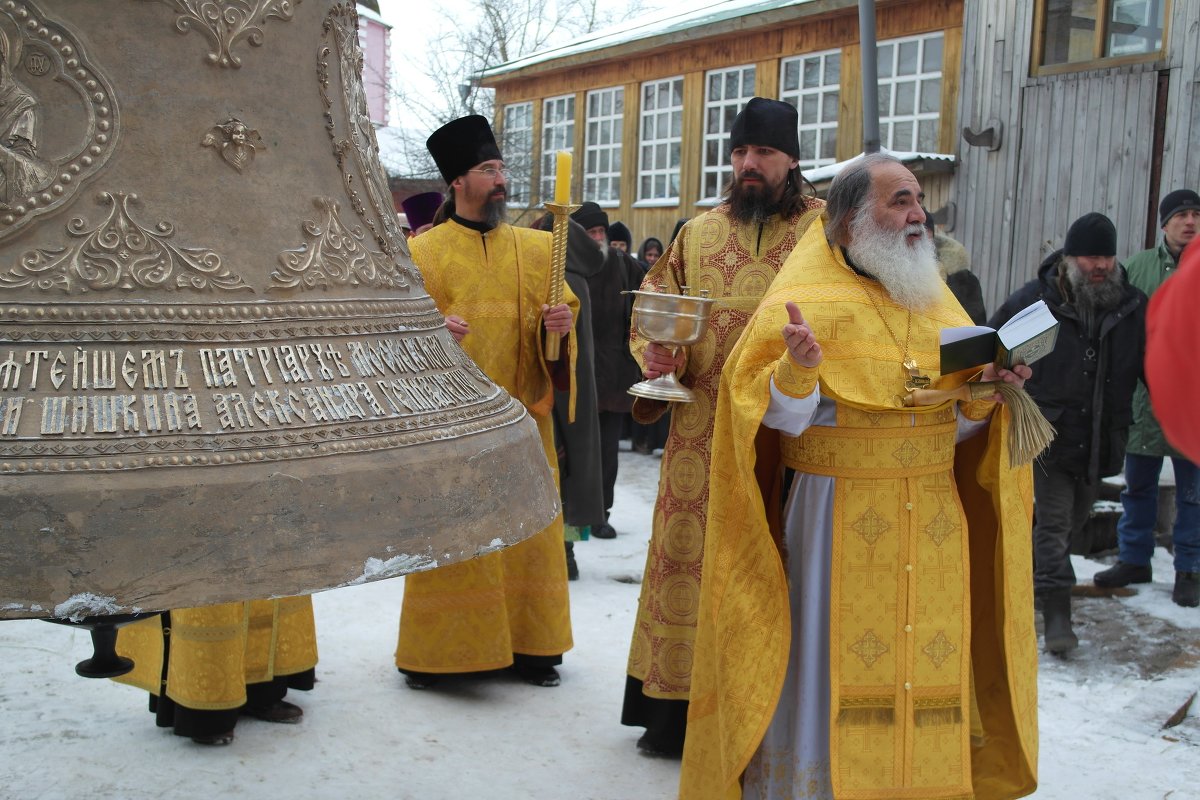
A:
[876, 32, 943, 154]
[636, 76, 684, 205]
[501, 101, 534, 207]
[540, 94, 575, 204]
[780, 49, 841, 171]
[583, 86, 624, 207]
[699, 64, 756, 204]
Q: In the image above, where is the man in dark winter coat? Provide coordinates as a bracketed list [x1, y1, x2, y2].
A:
[571, 201, 647, 539]
[990, 212, 1147, 654]
[534, 214, 607, 578]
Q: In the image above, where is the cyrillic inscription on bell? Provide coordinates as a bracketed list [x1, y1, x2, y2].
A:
[0, 0, 559, 620]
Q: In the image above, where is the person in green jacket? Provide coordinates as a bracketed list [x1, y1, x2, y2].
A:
[1095, 189, 1200, 607]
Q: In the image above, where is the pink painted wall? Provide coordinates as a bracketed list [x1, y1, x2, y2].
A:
[359, 15, 390, 126]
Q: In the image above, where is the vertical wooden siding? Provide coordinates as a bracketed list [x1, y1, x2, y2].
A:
[953, 0, 1199, 314]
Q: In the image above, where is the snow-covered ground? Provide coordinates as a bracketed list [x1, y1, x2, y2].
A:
[2, 449, 1199, 799]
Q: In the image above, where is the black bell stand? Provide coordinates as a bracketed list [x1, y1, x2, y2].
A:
[43, 612, 163, 678]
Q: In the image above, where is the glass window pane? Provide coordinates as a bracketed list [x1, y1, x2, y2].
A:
[641, 176, 650, 197]
[826, 53, 841, 85]
[800, 129, 816, 160]
[706, 139, 719, 165]
[724, 104, 738, 132]
[669, 173, 680, 198]
[644, 116, 656, 139]
[641, 144, 652, 167]
[801, 95, 818, 125]
[743, 67, 756, 94]
[672, 80, 683, 106]
[898, 41, 919, 75]
[705, 174, 717, 198]
[600, 149, 609, 172]
[784, 59, 799, 91]
[1107, 0, 1165, 56]
[669, 142, 681, 169]
[586, 150, 597, 172]
[893, 120, 913, 150]
[922, 35, 944, 72]
[894, 81, 916, 115]
[708, 74, 720, 101]
[656, 142, 666, 166]
[804, 58, 820, 88]
[671, 111, 682, 138]
[601, 124, 611, 146]
[877, 44, 893, 77]
[877, 83, 892, 117]
[920, 78, 942, 113]
[724, 72, 737, 98]
[820, 127, 837, 159]
[918, 119, 939, 152]
[644, 85, 654, 107]
[655, 174, 665, 197]
[822, 91, 839, 123]
[1042, 0, 1098, 65]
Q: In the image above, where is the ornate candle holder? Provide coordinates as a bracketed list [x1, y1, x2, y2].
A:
[627, 287, 715, 403]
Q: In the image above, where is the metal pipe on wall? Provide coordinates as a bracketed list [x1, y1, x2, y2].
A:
[859, 0, 881, 153]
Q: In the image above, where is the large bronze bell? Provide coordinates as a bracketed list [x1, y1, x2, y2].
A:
[0, 0, 558, 621]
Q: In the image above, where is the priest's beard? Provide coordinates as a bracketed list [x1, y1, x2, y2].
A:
[1065, 257, 1123, 334]
[482, 193, 507, 229]
[846, 213, 943, 310]
[728, 173, 783, 225]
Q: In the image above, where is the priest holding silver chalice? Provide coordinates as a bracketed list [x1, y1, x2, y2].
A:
[620, 98, 826, 757]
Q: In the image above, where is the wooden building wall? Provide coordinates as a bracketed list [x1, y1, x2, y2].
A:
[953, 0, 1200, 314]
[487, 0, 964, 250]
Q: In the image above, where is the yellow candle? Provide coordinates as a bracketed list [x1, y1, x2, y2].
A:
[554, 150, 572, 204]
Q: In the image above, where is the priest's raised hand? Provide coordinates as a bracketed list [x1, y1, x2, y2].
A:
[782, 301, 822, 368]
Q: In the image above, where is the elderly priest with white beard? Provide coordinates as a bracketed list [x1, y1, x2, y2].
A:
[679, 153, 1039, 800]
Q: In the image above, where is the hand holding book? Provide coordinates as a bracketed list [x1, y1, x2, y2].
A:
[940, 300, 1059, 373]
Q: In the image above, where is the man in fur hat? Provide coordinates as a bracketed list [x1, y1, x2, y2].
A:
[393, 115, 579, 689]
[621, 97, 824, 757]
[991, 211, 1146, 650]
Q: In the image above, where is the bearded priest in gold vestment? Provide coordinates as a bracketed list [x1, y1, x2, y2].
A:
[393, 115, 578, 689]
[680, 154, 1038, 800]
[622, 98, 823, 756]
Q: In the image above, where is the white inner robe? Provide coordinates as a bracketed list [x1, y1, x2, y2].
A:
[741, 381, 987, 800]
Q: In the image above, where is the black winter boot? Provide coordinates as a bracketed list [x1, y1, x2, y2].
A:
[1173, 572, 1199, 608]
[564, 541, 579, 581]
[1040, 590, 1078, 655]
[1093, 561, 1152, 588]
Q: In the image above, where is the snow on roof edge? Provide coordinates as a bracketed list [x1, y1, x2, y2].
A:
[479, 0, 818, 80]
[803, 149, 957, 184]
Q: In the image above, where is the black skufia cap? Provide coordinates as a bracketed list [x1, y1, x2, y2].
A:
[607, 221, 632, 247]
[571, 201, 609, 231]
[1063, 212, 1117, 257]
[426, 115, 503, 184]
[729, 97, 800, 159]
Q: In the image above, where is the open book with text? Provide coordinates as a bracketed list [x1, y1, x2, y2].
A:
[940, 299, 1060, 373]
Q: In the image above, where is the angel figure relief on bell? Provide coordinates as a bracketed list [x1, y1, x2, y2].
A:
[201, 117, 263, 172]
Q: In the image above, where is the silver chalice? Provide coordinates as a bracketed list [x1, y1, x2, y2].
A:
[627, 287, 715, 403]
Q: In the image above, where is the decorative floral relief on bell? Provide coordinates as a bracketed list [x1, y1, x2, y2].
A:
[141, 0, 302, 68]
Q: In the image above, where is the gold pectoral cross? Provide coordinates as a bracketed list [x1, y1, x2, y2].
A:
[904, 357, 931, 391]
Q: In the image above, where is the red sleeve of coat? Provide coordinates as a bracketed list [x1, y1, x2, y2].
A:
[1145, 243, 1200, 462]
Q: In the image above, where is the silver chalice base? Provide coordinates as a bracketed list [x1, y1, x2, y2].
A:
[627, 290, 715, 403]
